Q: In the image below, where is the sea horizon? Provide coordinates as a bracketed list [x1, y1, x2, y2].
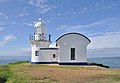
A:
[0, 55, 120, 68]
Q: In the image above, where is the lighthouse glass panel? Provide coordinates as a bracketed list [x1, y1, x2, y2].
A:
[71, 48, 75, 60]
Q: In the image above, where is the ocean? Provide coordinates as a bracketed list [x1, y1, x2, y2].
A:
[0, 56, 120, 68]
[0, 56, 30, 65]
[88, 57, 120, 68]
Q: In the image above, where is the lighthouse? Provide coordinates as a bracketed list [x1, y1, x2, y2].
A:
[30, 18, 90, 64]
[30, 18, 51, 63]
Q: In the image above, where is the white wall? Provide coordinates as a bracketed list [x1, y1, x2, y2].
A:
[31, 47, 58, 62]
[56, 34, 90, 63]
[31, 41, 51, 48]
[39, 49, 58, 62]
[31, 46, 40, 62]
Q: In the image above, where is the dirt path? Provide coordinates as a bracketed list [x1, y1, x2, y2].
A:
[15, 64, 120, 83]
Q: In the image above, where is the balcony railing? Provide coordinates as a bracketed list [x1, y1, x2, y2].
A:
[29, 34, 51, 42]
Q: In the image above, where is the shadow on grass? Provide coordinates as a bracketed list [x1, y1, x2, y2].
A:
[88, 62, 110, 68]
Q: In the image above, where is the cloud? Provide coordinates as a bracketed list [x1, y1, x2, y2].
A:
[28, 0, 54, 15]
[0, 47, 31, 56]
[88, 47, 120, 58]
[0, 34, 16, 46]
[18, 8, 30, 17]
[88, 32, 120, 49]
[23, 22, 34, 27]
[0, 13, 8, 20]
[4, 34, 16, 41]
[61, 0, 118, 16]
[0, 13, 9, 31]
[21, 47, 31, 52]
[57, 18, 120, 36]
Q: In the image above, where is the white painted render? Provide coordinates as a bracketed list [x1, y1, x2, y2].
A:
[39, 49, 58, 62]
[34, 18, 46, 35]
[31, 48, 58, 62]
[31, 40, 51, 48]
[56, 34, 90, 63]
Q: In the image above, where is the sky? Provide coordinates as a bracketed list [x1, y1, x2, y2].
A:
[0, 0, 120, 57]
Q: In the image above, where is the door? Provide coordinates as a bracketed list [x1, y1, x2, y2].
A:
[71, 48, 75, 60]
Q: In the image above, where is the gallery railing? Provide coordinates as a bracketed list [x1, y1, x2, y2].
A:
[29, 34, 51, 42]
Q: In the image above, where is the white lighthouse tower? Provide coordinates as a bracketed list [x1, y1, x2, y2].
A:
[30, 18, 51, 64]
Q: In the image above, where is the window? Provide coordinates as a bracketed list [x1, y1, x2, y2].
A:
[71, 48, 75, 60]
[35, 51, 39, 56]
[53, 54, 56, 58]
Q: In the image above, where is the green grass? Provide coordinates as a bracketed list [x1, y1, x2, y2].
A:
[0, 61, 120, 83]
[8, 61, 29, 65]
[0, 65, 13, 83]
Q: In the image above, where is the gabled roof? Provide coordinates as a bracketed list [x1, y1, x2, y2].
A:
[56, 32, 91, 42]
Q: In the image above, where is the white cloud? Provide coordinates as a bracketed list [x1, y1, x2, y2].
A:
[88, 48, 120, 58]
[57, 18, 120, 36]
[28, 0, 54, 15]
[63, 0, 118, 16]
[0, 34, 16, 46]
[0, 47, 31, 56]
[23, 22, 34, 27]
[88, 32, 120, 49]
[4, 34, 16, 41]
[21, 47, 31, 52]
[18, 8, 30, 17]
[0, 13, 9, 31]
[0, 13, 8, 20]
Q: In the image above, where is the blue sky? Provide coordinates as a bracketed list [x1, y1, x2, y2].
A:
[0, 0, 120, 57]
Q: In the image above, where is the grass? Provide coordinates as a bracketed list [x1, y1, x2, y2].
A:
[0, 61, 120, 83]
[0, 65, 13, 83]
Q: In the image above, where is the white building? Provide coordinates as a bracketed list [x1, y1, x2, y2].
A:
[30, 18, 91, 65]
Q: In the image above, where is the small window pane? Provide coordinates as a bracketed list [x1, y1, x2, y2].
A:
[35, 51, 39, 56]
[53, 54, 56, 58]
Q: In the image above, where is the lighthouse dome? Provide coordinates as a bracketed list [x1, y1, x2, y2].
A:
[34, 18, 46, 34]
[34, 18, 44, 28]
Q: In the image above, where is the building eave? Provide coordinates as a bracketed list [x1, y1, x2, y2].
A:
[40, 48, 59, 50]
[56, 32, 91, 42]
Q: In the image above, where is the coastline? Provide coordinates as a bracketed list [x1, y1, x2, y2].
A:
[1, 56, 120, 68]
